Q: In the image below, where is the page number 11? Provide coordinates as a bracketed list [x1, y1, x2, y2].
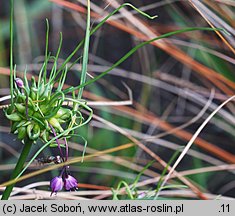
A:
[220, 204, 230, 213]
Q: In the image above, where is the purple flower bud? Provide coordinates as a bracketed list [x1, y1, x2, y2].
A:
[15, 78, 24, 88]
[50, 176, 63, 195]
[63, 175, 78, 191]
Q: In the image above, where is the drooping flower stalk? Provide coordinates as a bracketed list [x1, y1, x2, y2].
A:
[49, 126, 79, 195]
[49, 124, 64, 160]
[64, 137, 69, 161]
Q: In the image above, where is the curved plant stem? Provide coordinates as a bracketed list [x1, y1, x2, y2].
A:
[1, 140, 32, 200]
[63, 27, 223, 94]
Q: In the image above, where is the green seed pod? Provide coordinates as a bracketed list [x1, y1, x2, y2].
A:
[11, 121, 19, 133]
[33, 112, 42, 120]
[54, 108, 65, 118]
[27, 97, 34, 106]
[30, 87, 37, 101]
[33, 124, 41, 139]
[39, 81, 45, 97]
[31, 76, 37, 88]
[40, 104, 49, 114]
[44, 119, 50, 130]
[21, 121, 31, 127]
[15, 103, 26, 114]
[55, 108, 71, 120]
[41, 84, 51, 100]
[28, 108, 34, 116]
[17, 94, 27, 103]
[49, 117, 64, 132]
[6, 112, 22, 122]
[27, 124, 33, 138]
[16, 120, 27, 128]
[41, 130, 49, 142]
[57, 118, 66, 124]
[27, 97, 38, 112]
[49, 142, 58, 148]
[27, 123, 40, 140]
[17, 126, 27, 140]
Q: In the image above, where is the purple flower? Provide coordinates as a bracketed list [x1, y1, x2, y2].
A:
[50, 176, 63, 195]
[15, 78, 24, 88]
[63, 175, 78, 191]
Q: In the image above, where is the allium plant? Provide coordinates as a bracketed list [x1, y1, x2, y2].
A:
[2, 32, 92, 197]
[1, 0, 223, 200]
[1, 0, 93, 199]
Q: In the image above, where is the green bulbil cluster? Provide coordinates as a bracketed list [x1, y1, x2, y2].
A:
[6, 76, 72, 144]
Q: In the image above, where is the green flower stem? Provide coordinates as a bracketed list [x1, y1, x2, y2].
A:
[1, 140, 32, 200]
[77, 0, 90, 100]
[9, 0, 14, 111]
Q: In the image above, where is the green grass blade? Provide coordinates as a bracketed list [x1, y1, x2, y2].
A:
[77, 0, 91, 100]
[132, 160, 154, 189]
[43, 19, 49, 83]
[154, 148, 182, 199]
[9, 0, 14, 110]
[112, 180, 134, 200]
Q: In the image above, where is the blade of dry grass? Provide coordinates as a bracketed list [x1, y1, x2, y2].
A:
[157, 94, 235, 196]
[189, 0, 235, 55]
[91, 120, 230, 167]
[0, 141, 19, 158]
[214, 0, 235, 7]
